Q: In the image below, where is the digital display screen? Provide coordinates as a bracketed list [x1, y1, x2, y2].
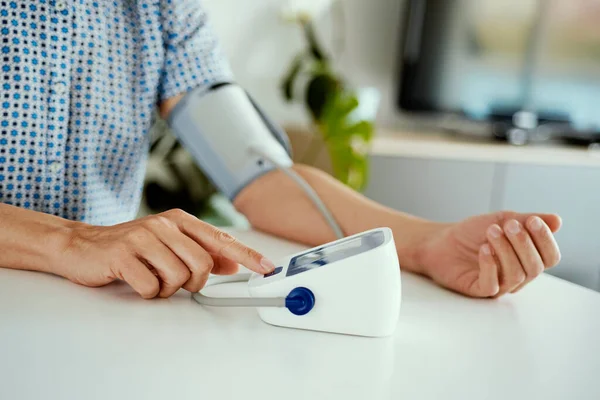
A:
[286, 230, 385, 277]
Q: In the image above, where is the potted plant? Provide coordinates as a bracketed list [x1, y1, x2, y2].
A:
[280, 1, 380, 191]
[141, 0, 380, 221]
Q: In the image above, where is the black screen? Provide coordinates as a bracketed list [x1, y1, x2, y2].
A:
[398, 0, 600, 130]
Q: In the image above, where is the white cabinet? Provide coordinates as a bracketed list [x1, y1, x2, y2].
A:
[366, 156, 496, 222]
[499, 164, 600, 290]
[364, 131, 600, 291]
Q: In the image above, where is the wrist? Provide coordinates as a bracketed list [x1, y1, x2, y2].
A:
[413, 222, 454, 277]
[45, 219, 87, 279]
[394, 219, 450, 276]
[0, 204, 81, 277]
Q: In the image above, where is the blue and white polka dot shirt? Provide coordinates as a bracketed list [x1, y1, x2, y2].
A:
[0, 0, 233, 225]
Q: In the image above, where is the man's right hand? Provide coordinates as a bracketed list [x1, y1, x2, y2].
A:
[58, 209, 276, 299]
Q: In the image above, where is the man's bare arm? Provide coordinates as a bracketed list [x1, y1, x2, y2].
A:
[233, 165, 440, 274]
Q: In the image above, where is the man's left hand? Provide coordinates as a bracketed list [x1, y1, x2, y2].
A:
[417, 211, 562, 298]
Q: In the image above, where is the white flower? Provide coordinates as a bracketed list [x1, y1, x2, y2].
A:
[280, 0, 339, 22]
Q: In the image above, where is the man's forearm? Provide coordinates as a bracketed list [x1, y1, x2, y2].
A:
[0, 204, 72, 275]
[233, 164, 444, 274]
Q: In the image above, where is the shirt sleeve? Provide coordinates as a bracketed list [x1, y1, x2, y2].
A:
[159, 0, 234, 102]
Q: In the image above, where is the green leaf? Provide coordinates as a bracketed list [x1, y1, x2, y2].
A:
[335, 93, 360, 117]
[317, 90, 360, 141]
[327, 144, 352, 183]
[305, 73, 339, 120]
[323, 91, 358, 120]
[281, 53, 305, 102]
[344, 120, 374, 141]
[325, 141, 369, 191]
[298, 71, 375, 191]
[348, 165, 368, 192]
[302, 21, 328, 62]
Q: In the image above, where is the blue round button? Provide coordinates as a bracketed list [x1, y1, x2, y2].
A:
[285, 287, 315, 316]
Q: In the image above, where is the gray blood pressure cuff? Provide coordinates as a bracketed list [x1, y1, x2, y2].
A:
[167, 82, 294, 200]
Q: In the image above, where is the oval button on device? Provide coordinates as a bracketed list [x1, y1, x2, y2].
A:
[263, 266, 283, 278]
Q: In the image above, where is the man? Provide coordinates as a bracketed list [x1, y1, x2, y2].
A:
[0, 1, 561, 300]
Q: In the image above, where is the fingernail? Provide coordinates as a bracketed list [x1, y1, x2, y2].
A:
[528, 216, 543, 231]
[488, 224, 503, 239]
[260, 257, 276, 272]
[505, 220, 520, 236]
[481, 244, 492, 255]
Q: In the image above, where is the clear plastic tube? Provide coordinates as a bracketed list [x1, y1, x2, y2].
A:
[192, 273, 285, 307]
[249, 146, 345, 240]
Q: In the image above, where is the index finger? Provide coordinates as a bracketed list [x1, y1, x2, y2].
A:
[166, 209, 275, 274]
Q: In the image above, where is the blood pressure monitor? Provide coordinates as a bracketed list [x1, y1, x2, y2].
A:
[172, 83, 401, 336]
[248, 228, 401, 337]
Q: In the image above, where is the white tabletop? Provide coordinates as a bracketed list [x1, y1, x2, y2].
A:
[1, 229, 599, 400]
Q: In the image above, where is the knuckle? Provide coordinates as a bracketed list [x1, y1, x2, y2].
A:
[112, 242, 132, 261]
[242, 246, 262, 262]
[184, 275, 208, 293]
[504, 221, 526, 240]
[496, 210, 515, 225]
[548, 251, 561, 267]
[197, 254, 215, 272]
[166, 208, 189, 219]
[493, 286, 510, 298]
[535, 264, 545, 276]
[512, 270, 526, 284]
[213, 229, 236, 244]
[534, 232, 561, 268]
[139, 280, 160, 299]
[107, 254, 126, 276]
[555, 251, 562, 265]
[183, 282, 198, 293]
[148, 214, 177, 230]
[174, 266, 191, 284]
[538, 229, 556, 246]
[183, 280, 206, 293]
[189, 259, 213, 276]
[516, 228, 528, 241]
[127, 226, 152, 244]
[529, 262, 544, 278]
[495, 211, 506, 225]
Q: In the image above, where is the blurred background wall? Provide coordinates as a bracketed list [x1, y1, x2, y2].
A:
[202, 0, 405, 128]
